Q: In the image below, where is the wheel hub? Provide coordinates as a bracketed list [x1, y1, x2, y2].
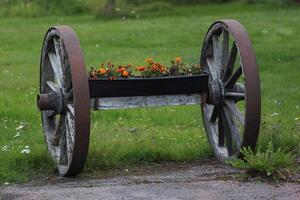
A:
[207, 79, 225, 105]
[37, 90, 66, 114]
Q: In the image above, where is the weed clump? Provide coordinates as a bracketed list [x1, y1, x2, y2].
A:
[229, 142, 297, 180]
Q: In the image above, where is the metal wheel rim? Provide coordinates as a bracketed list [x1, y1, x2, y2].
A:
[40, 26, 90, 176]
[200, 20, 261, 161]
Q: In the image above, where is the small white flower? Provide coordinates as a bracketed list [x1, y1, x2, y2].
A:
[16, 124, 25, 130]
[4, 182, 9, 185]
[1, 145, 8, 151]
[14, 132, 21, 138]
[21, 146, 30, 154]
[115, 7, 120, 12]
[270, 112, 279, 117]
[125, 168, 129, 172]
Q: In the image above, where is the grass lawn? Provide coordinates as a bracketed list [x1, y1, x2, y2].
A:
[0, 2, 299, 183]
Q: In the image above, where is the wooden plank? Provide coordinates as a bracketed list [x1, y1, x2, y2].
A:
[91, 94, 201, 110]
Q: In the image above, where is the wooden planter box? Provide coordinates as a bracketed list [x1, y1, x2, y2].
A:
[89, 73, 209, 98]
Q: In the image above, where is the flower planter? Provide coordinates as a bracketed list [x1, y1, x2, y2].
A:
[89, 73, 209, 98]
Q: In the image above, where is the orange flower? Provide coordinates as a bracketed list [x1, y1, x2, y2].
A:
[144, 58, 153, 63]
[175, 57, 181, 63]
[98, 68, 106, 75]
[122, 71, 129, 77]
[136, 66, 146, 71]
[117, 67, 125, 73]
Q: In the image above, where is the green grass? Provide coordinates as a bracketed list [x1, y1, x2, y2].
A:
[0, 3, 300, 183]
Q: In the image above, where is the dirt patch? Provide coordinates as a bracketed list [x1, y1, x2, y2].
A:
[1, 159, 300, 200]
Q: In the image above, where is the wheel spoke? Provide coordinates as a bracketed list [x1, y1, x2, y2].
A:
[67, 89, 73, 101]
[223, 106, 242, 148]
[225, 92, 245, 101]
[58, 117, 68, 165]
[64, 63, 73, 93]
[222, 42, 237, 81]
[206, 57, 218, 80]
[43, 110, 56, 126]
[48, 52, 63, 87]
[46, 81, 60, 92]
[218, 108, 225, 147]
[67, 104, 75, 116]
[225, 66, 242, 89]
[53, 115, 64, 146]
[65, 111, 75, 163]
[224, 100, 245, 125]
[210, 106, 219, 122]
[58, 135, 68, 165]
[47, 111, 57, 118]
[220, 108, 234, 156]
[221, 30, 229, 75]
[53, 37, 62, 68]
[212, 34, 222, 78]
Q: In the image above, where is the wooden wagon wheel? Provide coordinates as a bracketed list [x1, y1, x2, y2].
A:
[37, 26, 90, 176]
[200, 20, 261, 161]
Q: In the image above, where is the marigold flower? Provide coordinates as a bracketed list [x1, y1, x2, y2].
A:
[144, 58, 153, 63]
[175, 57, 181, 63]
[136, 66, 146, 71]
[122, 71, 129, 77]
[117, 67, 125, 73]
[99, 68, 106, 75]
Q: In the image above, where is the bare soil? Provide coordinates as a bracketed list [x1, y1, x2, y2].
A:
[1, 159, 300, 200]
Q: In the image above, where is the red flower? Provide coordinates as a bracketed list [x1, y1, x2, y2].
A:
[117, 67, 125, 73]
[136, 66, 146, 71]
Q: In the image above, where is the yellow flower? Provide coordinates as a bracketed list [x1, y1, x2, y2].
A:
[175, 57, 181, 63]
[144, 58, 153, 63]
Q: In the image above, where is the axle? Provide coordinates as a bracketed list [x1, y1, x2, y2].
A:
[37, 91, 65, 114]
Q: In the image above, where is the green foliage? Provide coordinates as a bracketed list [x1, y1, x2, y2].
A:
[0, 0, 88, 17]
[244, 0, 295, 5]
[125, 0, 232, 6]
[258, 113, 300, 154]
[229, 142, 296, 177]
